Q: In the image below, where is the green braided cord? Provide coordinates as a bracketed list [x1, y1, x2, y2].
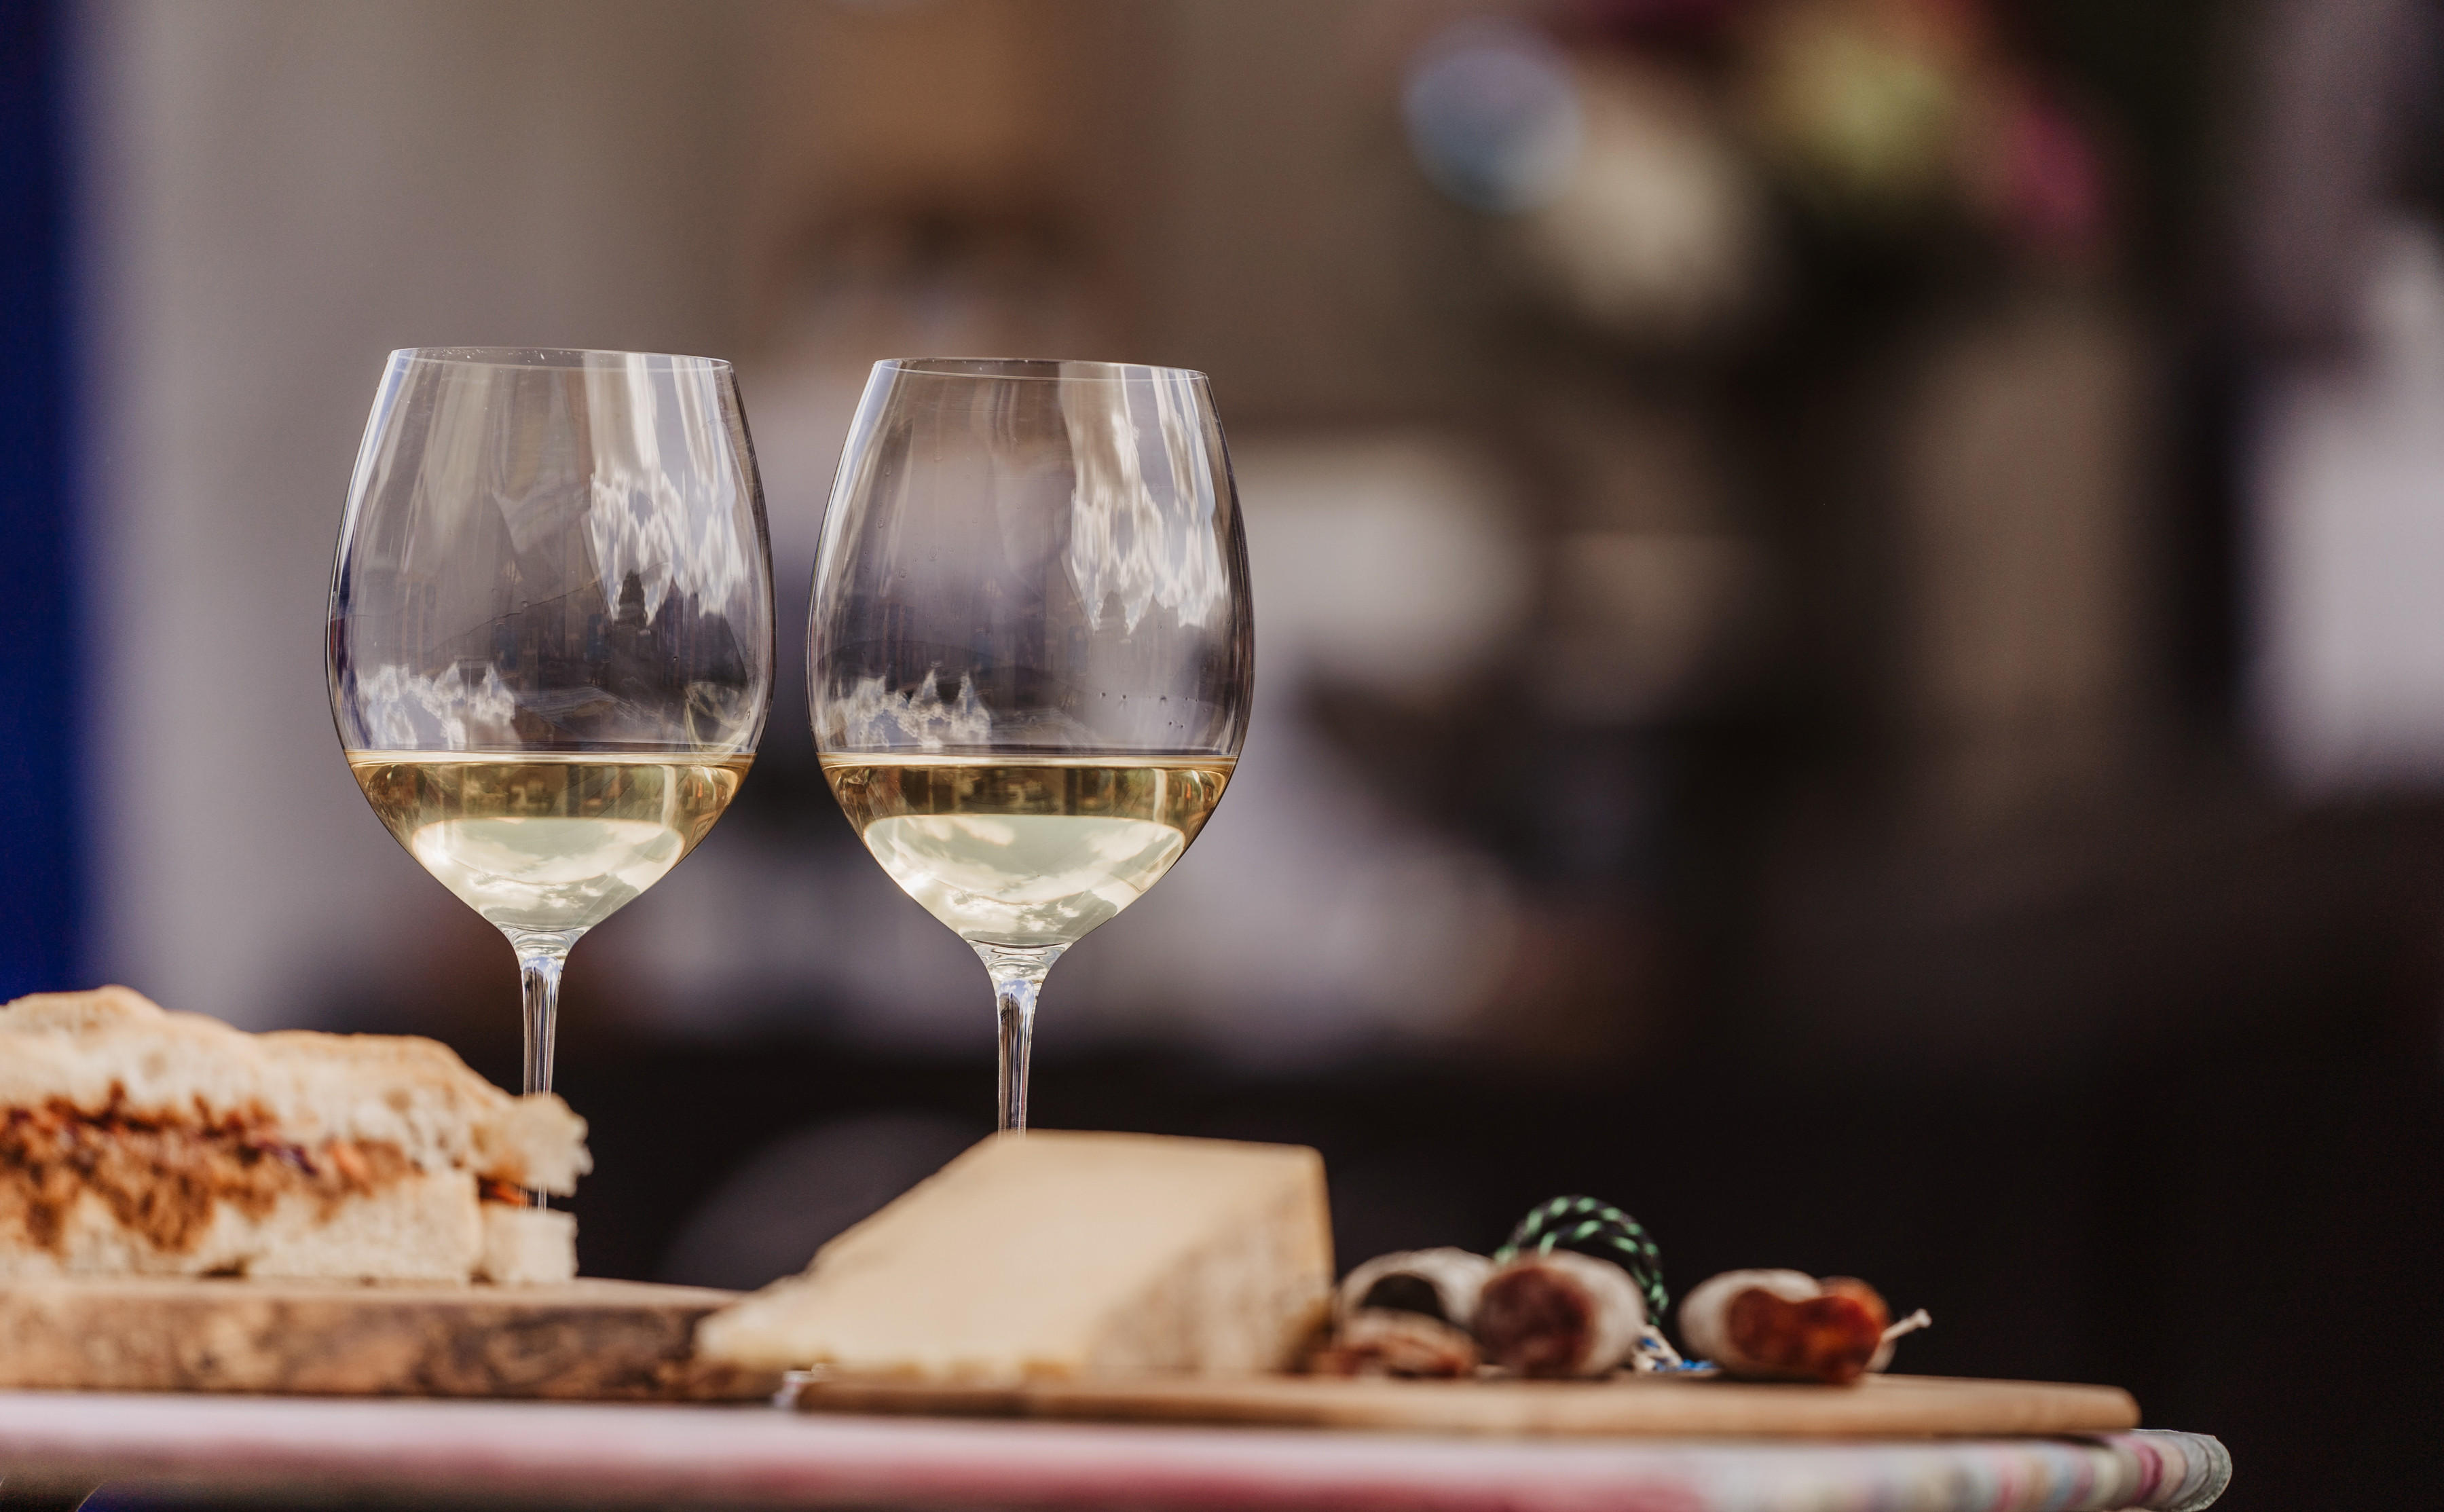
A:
[1494, 1195, 1669, 1322]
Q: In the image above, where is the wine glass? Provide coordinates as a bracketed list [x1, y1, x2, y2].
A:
[329, 347, 775, 1118]
[810, 358, 1253, 1132]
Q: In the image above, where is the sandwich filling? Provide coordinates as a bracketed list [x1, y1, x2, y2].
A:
[0, 1095, 418, 1256]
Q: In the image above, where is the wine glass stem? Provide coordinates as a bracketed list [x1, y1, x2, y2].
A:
[978, 944, 1061, 1135]
[508, 930, 580, 1207]
[519, 948, 563, 1097]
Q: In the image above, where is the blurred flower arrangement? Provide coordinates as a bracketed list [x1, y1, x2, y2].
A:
[1404, 0, 2113, 348]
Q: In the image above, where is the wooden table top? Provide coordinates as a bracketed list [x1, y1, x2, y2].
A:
[0, 1391, 2232, 1511]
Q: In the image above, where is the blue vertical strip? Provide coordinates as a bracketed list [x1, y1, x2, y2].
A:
[0, 0, 84, 998]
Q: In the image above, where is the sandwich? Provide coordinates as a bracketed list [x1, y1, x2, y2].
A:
[0, 986, 589, 1284]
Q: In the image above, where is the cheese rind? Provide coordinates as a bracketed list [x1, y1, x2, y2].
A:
[695, 1132, 1333, 1382]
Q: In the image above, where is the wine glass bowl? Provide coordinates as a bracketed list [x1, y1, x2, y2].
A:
[329, 348, 774, 1105]
[810, 358, 1253, 1131]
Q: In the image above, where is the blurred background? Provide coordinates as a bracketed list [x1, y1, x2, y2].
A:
[3, 0, 2441, 1504]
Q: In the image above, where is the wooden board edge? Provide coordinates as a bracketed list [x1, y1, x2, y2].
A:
[0, 1277, 744, 1305]
[787, 1371, 2144, 1439]
[0, 1276, 775, 1401]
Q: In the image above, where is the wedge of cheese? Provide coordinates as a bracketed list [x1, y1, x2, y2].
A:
[695, 1131, 1333, 1382]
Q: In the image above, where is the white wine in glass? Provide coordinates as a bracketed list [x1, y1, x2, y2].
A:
[821, 755, 1233, 951]
[329, 348, 774, 1122]
[348, 753, 752, 935]
[810, 358, 1253, 1132]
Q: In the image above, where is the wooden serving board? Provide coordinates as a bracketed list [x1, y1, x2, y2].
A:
[0, 1276, 780, 1401]
[790, 1371, 2141, 1439]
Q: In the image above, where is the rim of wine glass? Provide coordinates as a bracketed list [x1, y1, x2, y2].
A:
[878, 356, 1210, 383]
[392, 346, 733, 371]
